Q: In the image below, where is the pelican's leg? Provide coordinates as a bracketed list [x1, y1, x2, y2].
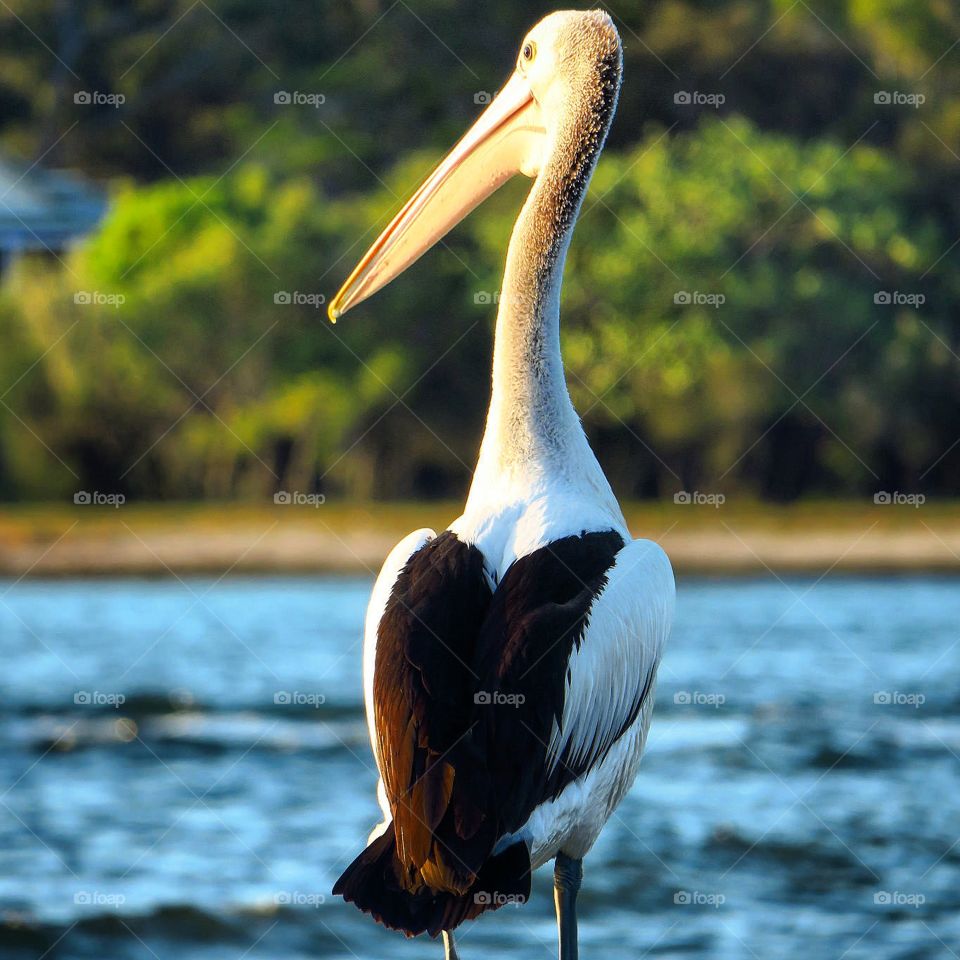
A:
[442, 930, 460, 960]
[554, 852, 583, 960]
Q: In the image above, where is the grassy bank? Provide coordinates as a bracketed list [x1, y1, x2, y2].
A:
[0, 500, 957, 577]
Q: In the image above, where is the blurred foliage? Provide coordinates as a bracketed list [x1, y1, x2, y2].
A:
[0, 0, 957, 501]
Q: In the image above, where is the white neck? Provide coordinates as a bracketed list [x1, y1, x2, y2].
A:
[481, 170, 581, 469]
[462, 126, 621, 524]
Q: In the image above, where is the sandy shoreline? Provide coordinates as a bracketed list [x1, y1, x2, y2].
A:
[0, 502, 957, 577]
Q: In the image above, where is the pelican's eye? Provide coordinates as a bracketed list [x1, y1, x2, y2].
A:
[521, 41, 536, 64]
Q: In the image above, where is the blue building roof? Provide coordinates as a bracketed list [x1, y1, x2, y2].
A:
[0, 156, 106, 254]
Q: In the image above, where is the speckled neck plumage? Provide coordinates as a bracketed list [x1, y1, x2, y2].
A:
[476, 39, 622, 479]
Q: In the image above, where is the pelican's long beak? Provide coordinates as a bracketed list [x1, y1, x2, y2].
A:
[328, 72, 545, 321]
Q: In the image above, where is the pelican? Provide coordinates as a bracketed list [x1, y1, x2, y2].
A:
[330, 10, 674, 959]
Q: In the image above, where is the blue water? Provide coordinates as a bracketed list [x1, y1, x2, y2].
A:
[1, 575, 958, 959]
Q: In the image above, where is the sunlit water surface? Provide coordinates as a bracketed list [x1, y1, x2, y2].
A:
[1, 574, 958, 959]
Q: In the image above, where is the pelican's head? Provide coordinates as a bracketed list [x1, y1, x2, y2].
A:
[328, 9, 622, 321]
[513, 10, 622, 144]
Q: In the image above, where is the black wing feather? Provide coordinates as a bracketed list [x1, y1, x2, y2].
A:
[355, 528, 626, 906]
[472, 529, 625, 830]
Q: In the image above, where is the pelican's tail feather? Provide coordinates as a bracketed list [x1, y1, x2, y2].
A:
[333, 823, 530, 937]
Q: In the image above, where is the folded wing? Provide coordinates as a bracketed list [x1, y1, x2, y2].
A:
[356, 529, 672, 901]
